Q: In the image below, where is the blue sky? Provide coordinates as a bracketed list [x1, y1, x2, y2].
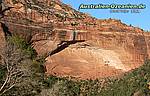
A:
[62, 0, 150, 31]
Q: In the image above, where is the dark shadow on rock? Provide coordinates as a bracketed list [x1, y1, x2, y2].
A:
[48, 40, 85, 56]
[1, 23, 12, 37]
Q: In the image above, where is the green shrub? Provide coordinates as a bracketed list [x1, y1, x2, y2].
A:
[12, 0, 18, 4]
[43, 60, 150, 96]
[8, 36, 37, 59]
[43, 76, 59, 88]
[3, 36, 150, 96]
[0, 65, 6, 82]
[99, 60, 150, 96]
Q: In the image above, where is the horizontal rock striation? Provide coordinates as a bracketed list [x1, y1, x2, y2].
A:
[1, 0, 150, 79]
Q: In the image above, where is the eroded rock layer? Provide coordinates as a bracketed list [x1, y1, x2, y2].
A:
[1, 0, 150, 79]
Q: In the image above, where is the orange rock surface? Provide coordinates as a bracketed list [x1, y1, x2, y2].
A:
[1, 0, 150, 79]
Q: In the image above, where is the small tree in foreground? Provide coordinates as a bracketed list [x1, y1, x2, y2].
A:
[0, 41, 25, 95]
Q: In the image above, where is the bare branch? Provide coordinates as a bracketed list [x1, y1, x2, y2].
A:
[0, 41, 24, 95]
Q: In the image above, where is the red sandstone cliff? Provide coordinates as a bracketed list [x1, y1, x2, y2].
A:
[1, 0, 150, 79]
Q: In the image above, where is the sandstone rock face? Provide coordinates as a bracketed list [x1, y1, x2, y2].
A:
[0, 23, 6, 50]
[45, 45, 124, 79]
[1, 0, 150, 79]
[0, 23, 6, 63]
[45, 32, 150, 79]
